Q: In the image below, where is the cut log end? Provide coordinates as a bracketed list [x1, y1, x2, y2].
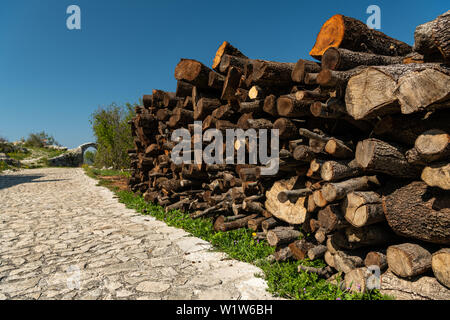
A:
[310, 14, 345, 59]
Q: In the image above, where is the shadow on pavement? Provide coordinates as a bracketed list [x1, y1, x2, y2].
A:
[0, 174, 68, 190]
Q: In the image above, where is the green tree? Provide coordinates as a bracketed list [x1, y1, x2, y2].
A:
[84, 150, 96, 165]
[25, 131, 59, 148]
[90, 102, 136, 169]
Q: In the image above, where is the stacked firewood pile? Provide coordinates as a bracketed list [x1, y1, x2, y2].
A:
[128, 11, 450, 299]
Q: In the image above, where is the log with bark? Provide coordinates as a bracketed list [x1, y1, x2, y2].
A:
[309, 14, 412, 59]
[266, 227, 302, 247]
[321, 47, 404, 71]
[212, 41, 248, 72]
[382, 181, 450, 245]
[414, 10, 450, 63]
[432, 248, 450, 289]
[386, 243, 432, 278]
[343, 191, 385, 227]
[380, 270, 450, 300]
[345, 64, 450, 120]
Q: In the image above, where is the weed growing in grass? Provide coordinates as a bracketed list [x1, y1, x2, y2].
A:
[7, 150, 30, 160]
[0, 161, 10, 172]
[85, 166, 392, 300]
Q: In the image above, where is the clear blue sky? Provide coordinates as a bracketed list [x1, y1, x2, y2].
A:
[0, 0, 448, 148]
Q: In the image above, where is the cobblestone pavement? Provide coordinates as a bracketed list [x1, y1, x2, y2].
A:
[0, 168, 274, 300]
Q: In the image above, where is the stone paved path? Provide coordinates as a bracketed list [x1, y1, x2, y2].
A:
[0, 168, 274, 300]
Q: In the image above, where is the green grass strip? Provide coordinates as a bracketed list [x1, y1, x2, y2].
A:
[84, 166, 392, 300]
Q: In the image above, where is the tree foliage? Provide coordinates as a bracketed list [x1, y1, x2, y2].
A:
[25, 131, 59, 148]
[90, 102, 136, 169]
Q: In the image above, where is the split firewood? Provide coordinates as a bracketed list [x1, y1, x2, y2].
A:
[382, 180, 450, 245]
[309, 14, 412, 59]
[432, 248, 450, 289]
[386, 243, 432, 278]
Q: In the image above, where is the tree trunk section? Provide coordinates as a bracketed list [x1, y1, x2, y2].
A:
[322, 47, 404, 71]
[380, 271, 450, 300]
[321, 176, 380, 203]
[212, 41, 247, 72]
[432, 248, 450, 289]
[382, 181, 450, 245]
[414, 10, 450, 63]
[386, 243, 432, 278]
[266, 227, 302, 247]
[343, 191, 385, 227]
[309, 14, 412, 59]
[265, 178, 308, 225]
[355, 138, 418, 177]
[421, 163, 450, 190]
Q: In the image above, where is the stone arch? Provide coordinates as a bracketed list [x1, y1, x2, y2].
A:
[80, 143, 97, 165]
[48, 142, 98, 167]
